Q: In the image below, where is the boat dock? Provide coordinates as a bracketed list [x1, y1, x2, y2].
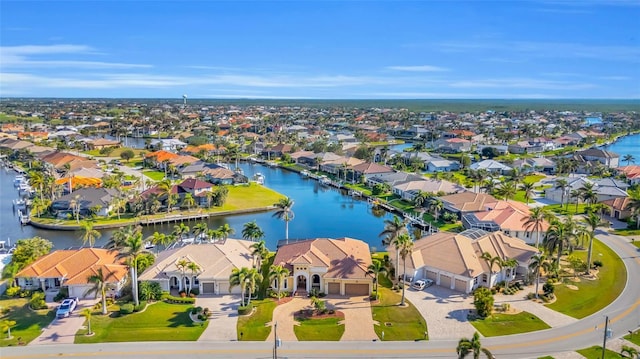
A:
[138, 212, 212, 225]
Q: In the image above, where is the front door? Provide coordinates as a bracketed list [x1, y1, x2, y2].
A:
[297, 275, 307, 290]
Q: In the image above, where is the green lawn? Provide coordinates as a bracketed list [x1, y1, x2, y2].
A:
[143, 170, 166, 181]
[624, 329, 640, 346]
[84, 148, 146, 158]
[524, 174, 546, 184]
[576, 346, 623, 359]
[0, 297, 55, 347]
[470, 312, 551, 337]
[546, 239, 626, 319]
[293, 317, 344, 341]
[74, 302, 207, 343]
[236, 299, 277, 341]
[547, 203, 590, 216]
[218, 183, 284, 211]
[613, 228, 640, 237]
[371, 286, 428, 341]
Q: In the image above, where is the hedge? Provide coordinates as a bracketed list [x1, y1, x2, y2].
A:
[163, 295, 195, 304]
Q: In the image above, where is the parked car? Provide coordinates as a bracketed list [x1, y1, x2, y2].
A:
[412, 279, 434, 291]
[56, 297, 78, 318]
[398, 274, 413, 284]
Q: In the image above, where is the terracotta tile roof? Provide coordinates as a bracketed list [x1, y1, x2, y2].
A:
[440, 192, 499, 212]
[16, 248, 128, 285]
[145, 150, 179, 162]
[273, 238, 372, 280]
[179, 178, 213, 190]
[601, 197, 632, 211]
[350, 162, 394, 174]
[472, 200, 549, 232]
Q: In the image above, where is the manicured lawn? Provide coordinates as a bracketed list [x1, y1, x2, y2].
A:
[577, 346, 623, 359]
[624, 329, 640, 346]
[546, 239, 626, 319]
[524, 174, 546, 184]
[294, 317, 344, 341]
[0, 297, 55, 347]
[217, 183, 284, 211]
[371, 286, 427, 341]
[143, 170, 166, 181]
[547, 203, 590, 215]
[614, 228, 640, 237]
[470, 311, 550, 337]
[74, 302, 207, 343]
[236, 299, 277, 341]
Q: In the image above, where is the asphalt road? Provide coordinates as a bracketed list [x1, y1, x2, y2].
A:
[3, 230, 639, 359]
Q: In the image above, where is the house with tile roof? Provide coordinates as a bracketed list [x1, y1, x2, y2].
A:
[617, 165, 640, 185]
[349, 162, 394, 182]
[470, 159, 513, 174]
[462, 200, 550, 244]
[388, 230, 538, 293]
[51, 187, 119, 217]
[138, 240, 254, 295]
[272, 237, 373, 296]
[393, 179, 466, 201]
[601, 197, 634, 221]
[15, 248, 128, 300]
[439, 192, 499, 218]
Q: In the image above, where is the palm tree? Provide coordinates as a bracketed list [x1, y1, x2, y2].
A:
[456, 332, 494, 359]
[392, 233, 413, 306]
[502, 258, 518, 290]
[544, 218, 576, 267]
[522, 206, 548, 248]
[69, 194, 82, 223]
[380, 215, 408, 280]
[84, 268, 115, 315]
[192, 222, 208, 241]
[81, 308, 93, 335]
[176, 258, 190, 292]
[186, 261, 201, 295]
[497, 180, 517, 200]
[172, 223, 190, 241]
[156, 179, 173, 213]
[272, 197, 295, 243]
[582, 212, 603, 275]
[570, 189, 581, 212]
[229, 267, 250, 306]
[579, 182, 598, 207]
[509, 168, 524, 188]
[244, 268, 263, 306]
[480, 252, 503, 288]
[520, 182, 535, 204]
[621, 345, 639, 359]
[413, 190, 431, 212]
[269, 264, 290, 302]
[622, 154, 636, 166]
[80, 220, 101, 248]
[181, 193, 195, 210]
[242, 221, 264, 242]
[367, 260, 387, 293]
[29, 171, 46, 201]
[250, 240, 268, 269]
[626, 189, 640, 229]
[114, 228, 149, 307]
[555, 178, 569, 208]
[428, 198, 444, 222]
[217, 223, 235, 241]
[528, 253, 550, 299]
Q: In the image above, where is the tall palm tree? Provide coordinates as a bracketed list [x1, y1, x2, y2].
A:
[392, 233, 413, 306]
[528, 253, 550, 299]
[622, 154, 636, 166]
[555, 178, 569, 208]
[456, 332, 494, 359]
[114, 228, 149, 307]
[626, 189, 640, 229]
[502, 257, 518, 290]
[217, 223, 235, 241]
[579, 182, 598, 207]
[582, 212, 603, 275]
[522, 206, 548, 248]
[428, 198, 444, 222]
[186, 261, 201, 295]
[244, 268, 263, 306]
[69, 194, 82, 223]
[272, 197, 295, 243]
[544, 218, 576, 267]
[192, 222, 208, 241]
[497, 180, 517, 200]
[520, 182, 535, 204]
[84, 268, 115, 315]
[269, 264, 290, 302]
[380, 215, 408, 280]
[367, 260, 387, 293]
[250, 240, 268, 269]
[480, 252, 503, 289]
[80, 220, 101, 248]
[242, 221, 264, 242]
[181, 193, 195, 210]
[172, 223, 190, 241]
[176, 258, 190, 292]
[156, 179, 173, 213]
[229, 267, 250, 306]
[29, 171, 46, 201]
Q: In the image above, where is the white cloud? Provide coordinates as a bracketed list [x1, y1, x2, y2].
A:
[386, 65, 449, 72]
[448, 78, 597, 90]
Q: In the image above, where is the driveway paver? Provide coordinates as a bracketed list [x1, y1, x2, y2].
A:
[196, 295, 239, 341]
[404, 285, 476, 340]
[326, 295, 377, 341]
[267, 297, 310, 342]
[31, 298, 98, 345]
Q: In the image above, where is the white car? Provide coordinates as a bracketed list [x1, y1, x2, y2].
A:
[56, 297, 78, 318]
[412, 279, 434, 291]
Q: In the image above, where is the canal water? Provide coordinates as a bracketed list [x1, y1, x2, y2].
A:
[600, 132, 640, 164]
[0, 163, 394, 251]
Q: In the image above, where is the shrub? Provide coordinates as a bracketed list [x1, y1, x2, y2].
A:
[197, 314, 207, 321]
[133, 300, 147, 312]
[203, 307, 210, 317]
[29, 292, 47, 310]
[593, 260, 604, 269]
[473, 287, 494, 318]
[238, 305, 252, 315]
[138, 281, 163, 301]
[189, 288, 200, 296]
[5, 286, 20, 297]
[19, 289, 32, 298]
[120, 303, 134, 315]
[543, 280, 555, 296]
[163, 295, 195, 304]
[179, 291, 187, 298]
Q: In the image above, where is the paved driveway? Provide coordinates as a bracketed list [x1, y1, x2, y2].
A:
[326, 296, 377, 341]
[196, 295, 240, 341]
[31, 299, 98, 345]
[404, 285, 476, 340]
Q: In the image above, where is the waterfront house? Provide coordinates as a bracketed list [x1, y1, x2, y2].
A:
[366, 171, 424, 188]
[575, 148, 620, 169]
[51, 187, 118, 217]
[349, 162, 394, 182]
[393, 179, 466, 202]
[617, 165, 640, 185]
[150, 138, 187, 151]
[544, 176, 628, 204]
[15, 248, 128, 300]
[439, 192, 499, 218]
[262, 143, 293, 159]
[84, 138, 120, 150]
[430, 138, 472, 153]
[144, 150, 179, 169]
[388, 229, 538, 293]
[272, 237, 373, 296]
[138, 240, 254, 295]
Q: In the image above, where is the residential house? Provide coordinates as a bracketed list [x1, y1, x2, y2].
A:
[262, 144, 293, 159]
[513, 157, 556, 174]
[366, 172, 424, 188]
[177, 178, 214, 206]
[470, 160, 513, 175]
[84, 138, 120, 150]
[15, 248, 128, 299]
[431, 138, 472, 153]
[439, 192, 499, 218]
[544, 176, 628, 204]
[617, 165, 640, 185]
[138, 240, 255, 295]
[349, 162, 394, 183]
[426, 159, 461, 173]
[393, 179, 466, 202]
[319, 156, 364, 176]
[272, 237, 373, 296]
[575, 148, 620, 169]
[601, 197, 634, 220]
[51, 187, 119, 217]
[388, 229, 538, 293]
[150, 139, 187, 151]
[462, 200, 549, 244]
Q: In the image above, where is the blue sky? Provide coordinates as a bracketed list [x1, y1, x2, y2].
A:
[1, 1, 639, 99]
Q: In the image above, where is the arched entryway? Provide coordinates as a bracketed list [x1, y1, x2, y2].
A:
[311, 274, 320, 291]
[296, 275, 307, 291]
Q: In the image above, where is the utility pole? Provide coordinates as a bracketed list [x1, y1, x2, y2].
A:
[602, 315, 610, 359]
[273, 321, 278, 359]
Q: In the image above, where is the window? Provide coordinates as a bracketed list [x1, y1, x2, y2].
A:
[194, 277, 199, 285]
[24, 278, 33, 286]
[474, 276, 479, 285]
[482, 274, 488, 283]
[283, 279, 287, 289]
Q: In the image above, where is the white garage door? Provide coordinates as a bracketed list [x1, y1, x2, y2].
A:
[439, 275, 452, 289]
[455, 279, 467, 293]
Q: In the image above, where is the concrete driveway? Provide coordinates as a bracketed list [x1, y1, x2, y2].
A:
[31, 299, 98, 345]
[195, 295, 240, 341]
[404, 285, 476, 340]
[326, 296, 377, 341]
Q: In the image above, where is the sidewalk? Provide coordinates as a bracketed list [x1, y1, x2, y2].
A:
[494, 290, 578, 328]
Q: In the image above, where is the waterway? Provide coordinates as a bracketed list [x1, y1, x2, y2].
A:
[1, 163, 394, 251]
[600, 132, 640, 163]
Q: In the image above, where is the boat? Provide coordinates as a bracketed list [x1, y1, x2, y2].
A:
[144, 241, 155, 250]
[252, 172, 265, 185]
[300, 170, 309, 178]
[319, 175, 331, 186]
[0, 239, 15, 254]
[12, 198, 26, 211]
[14, 175, 25, 187]
[267, 161, 278, 168]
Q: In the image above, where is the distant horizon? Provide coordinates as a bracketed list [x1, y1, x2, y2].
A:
[2, 97, 639, 102]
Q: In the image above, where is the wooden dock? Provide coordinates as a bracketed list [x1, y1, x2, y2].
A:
[138, 212, 211, 225]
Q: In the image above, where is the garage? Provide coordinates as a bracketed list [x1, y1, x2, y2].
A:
[455, 279, 468, 293]
[345, 283, 369, 296]
[439, 275, 452, 289]
[328, 283, 340, 295]
[426, 270, 438, 281]
[202, 282, 215, 294]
